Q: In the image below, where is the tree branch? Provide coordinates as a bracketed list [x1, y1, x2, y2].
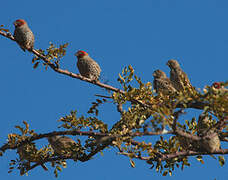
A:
[120, 148, 228, 162]
[0, 129, 176, 152]
[0, 30, 212, 111]
[0, 31, 123, 93]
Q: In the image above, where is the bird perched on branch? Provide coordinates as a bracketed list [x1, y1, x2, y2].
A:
[211, 82, 228, 106]
[47, 135, 82, 158]
[153, 69, 177, 95]
[75, 50, 101, 81]
[17, 143, 48, 171]
[212, 82, 228, 93]
[197, 114, 221, 153]
[13, 19, 34, 52]
[166, 60, 193, 92]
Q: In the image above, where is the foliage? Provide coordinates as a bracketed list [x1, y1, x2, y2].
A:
[0, 29, 227, 178]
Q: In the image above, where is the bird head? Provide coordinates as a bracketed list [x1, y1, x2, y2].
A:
[153, 69, 167, 78]
[167, 59, 180, 69]
[13, 19, 27, 27]
[212, 82, 222, 89]
[75, 50, 89, 58]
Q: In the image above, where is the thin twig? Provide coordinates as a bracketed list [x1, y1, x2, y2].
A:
[0, 30, 210, 110]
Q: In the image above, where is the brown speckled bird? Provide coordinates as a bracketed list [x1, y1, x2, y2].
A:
[48, 135, 78, 157]
[153, 69, 177, 95]
[75, 50, 101, 81]
[17, 143, 48, 171]
[13, 19, 34, 51]
[166, 60, 193, 92]
[197, 114, 221, 153]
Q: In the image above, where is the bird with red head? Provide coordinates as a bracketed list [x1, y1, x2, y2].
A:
[13, 19, 34, 52]
[75, 50, 101, 81]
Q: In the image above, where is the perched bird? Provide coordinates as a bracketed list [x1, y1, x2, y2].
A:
[13, 19, 34, 52]
[211, 82, 228, 104]
[197, 114, 221, 152]
[153, 69, 177, 95]
[17, 143, 48, 171]
[212, 82, 223, 89]
[75, 50, 101, 81]
[212, 82, 228, 92]
[166, 60, 193, 92]
[47, 135, 79, 157]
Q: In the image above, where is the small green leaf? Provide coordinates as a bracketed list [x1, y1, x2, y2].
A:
[130, 159, 135, 168]
[218, 156, 225, 167]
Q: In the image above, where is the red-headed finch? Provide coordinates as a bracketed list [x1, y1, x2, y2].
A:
[212, 82, 228, 92]
[75, 50, 101, 81]
[13, 19, 34, 51]
[211, 82, 228, 101]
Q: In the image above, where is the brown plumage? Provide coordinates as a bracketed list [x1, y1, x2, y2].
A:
[48, 135, 78, 157]
[166, 60, 193, 92]
[75, 50, 101, 81]
[13, 19, 34, 52]
[153, 69, 177, 95]
[197, 114, 221, 152]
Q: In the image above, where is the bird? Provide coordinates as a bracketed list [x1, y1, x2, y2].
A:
[75, 50, 101, 81]
[13, 19, 34, 52]
[211, 82, 228, 105]
[166, 59, 193, 92]
[212, 82, 228, 92]
[153, 69, 177, 95]
[17, 143, 48, 171]
[197, 114, 221, 153]
[47, 135, 79, 157]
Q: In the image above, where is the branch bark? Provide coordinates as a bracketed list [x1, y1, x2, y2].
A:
[0, 30, 210, 110]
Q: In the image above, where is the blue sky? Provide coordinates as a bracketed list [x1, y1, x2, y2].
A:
[0, 0, 227, 179]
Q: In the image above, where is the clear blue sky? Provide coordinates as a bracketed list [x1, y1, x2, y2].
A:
[0, 0, 227, 179]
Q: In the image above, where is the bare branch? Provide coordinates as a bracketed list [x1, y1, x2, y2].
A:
[0, 31, 123, 93]
[0, 30, 212, 111]
[120, 149, 228, 162]
[0, 129, 176, 152]
[153, 148, 228, 161]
